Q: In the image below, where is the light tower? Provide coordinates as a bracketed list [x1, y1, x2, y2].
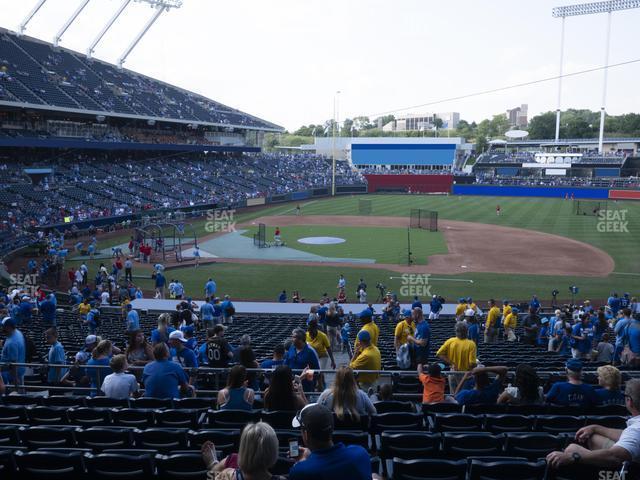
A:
[552, 0, 640, 152]
[116, 0, 183, 69]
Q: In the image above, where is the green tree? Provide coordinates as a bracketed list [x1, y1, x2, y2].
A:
[528, 111, 556, 139]
[341, 118, 354, 137]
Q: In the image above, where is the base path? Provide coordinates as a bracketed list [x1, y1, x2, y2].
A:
[238, 215, 614, 277]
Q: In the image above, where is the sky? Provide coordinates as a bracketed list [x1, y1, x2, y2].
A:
[1, 0, 639, 131]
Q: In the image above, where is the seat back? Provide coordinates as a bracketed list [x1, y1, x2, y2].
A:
[469, 459, 546, 480]
[380, 432, 440, 460]
[393, 458, 467, 480]
[442, 432, 504, 459]
[156, 453, 208, 479]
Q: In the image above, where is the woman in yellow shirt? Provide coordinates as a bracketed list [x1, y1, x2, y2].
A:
[306, 320, 336, 371]
[394, 312, 416, 350]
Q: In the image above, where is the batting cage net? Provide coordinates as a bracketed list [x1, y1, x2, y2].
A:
[410, 209, 438, 232]
[253, 223, 267, 248]
[359, 199, 372, 216]
[574, 200, 607, 216]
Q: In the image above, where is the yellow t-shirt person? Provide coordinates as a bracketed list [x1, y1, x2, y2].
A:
[486, 306, 501, 329]
[354, 321, 379, 350]
[455, 303, 466, 317]
[394, 319, 415, 346]
[306, 331, 330, 358]
[350, 345, 381, 384]
[503, 312, 518, 329]
[78, 302, 91, 315]
[436, 337, 477, 371]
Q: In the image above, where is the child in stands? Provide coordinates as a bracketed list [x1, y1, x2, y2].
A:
[418, 363, 446, 403]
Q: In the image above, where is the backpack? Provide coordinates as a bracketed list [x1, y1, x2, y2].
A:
[92, 310, 101, 326]
[396, 343, 411, 369]
[226, 305, 235, 316]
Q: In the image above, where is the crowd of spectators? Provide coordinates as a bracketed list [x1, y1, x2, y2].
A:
[474, 173, 640, 188]
[0, 31, 279, 130]
[0, 152, 364, 236]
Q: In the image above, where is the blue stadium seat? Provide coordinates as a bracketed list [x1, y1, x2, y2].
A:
[15, 450, 86, 479]
[156, 452, 209, 480]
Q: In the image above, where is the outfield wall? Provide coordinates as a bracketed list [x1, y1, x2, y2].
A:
[364, 174, 453, 193]
[452, 184, 610, 199]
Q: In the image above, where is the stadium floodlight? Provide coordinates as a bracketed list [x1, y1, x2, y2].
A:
[53, 0, 91, 47]
[18, 0, 48, 35]
[552, 0, 640, 17]
[87, 0, 131, 58]
[116, 0, 183, 68]
[552, 0, 640, 152]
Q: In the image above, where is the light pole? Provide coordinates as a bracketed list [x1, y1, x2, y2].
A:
[552, 1, 640, 153]
[332, 90, 341, 196]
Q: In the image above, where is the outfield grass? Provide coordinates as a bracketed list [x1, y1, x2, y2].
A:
[62, 194, 640, 302]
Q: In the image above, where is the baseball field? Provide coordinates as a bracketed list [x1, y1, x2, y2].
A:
[58, 194, 640, 303]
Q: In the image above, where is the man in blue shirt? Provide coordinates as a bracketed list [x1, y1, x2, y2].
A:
[571, 315, 594, 360]
[45, 327, 67, 384]
[289, 403, 372, 480]
[155, 272, 166, 299]
[608, 292, 621, 316]
[411, 296, 423, 310]
[204, 278, 217, 298]
[285, 328, 320, 392]
[125, 304, 140, 332]
[260, 344, 286, 369]
[200, 298, 215, 329]
[614, 309, 633, 364]
[546, 359, 598, 407]
[221, 295, 234, 325]
[169, 330, 198, 385]
[530, 295, 541, 314]
[143, 343, 192, 398]
[454, 366, 508, 406]
[407, 307, 430, 365]
[39, 295, 57, 327]
[429, 295, 443, 320]
[16, 297, 33, 325]
[1, 317, 26, 388]
[278, 290, 287, 303]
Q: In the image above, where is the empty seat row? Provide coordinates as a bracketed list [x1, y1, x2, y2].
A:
[0, 395, 216, 410]
[0, 425, 369, 454]
[392, 457, 632, 480]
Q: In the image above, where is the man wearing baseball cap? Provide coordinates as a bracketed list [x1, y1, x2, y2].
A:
[349, 330, 381, 390]
[289, 403, 373, 480]
[545, 359, 598, 408]
[169, 330, 198, 385]
[1, 317, 25, 389]
[394, 309, 415, 351]
[354, 308, 379, 352]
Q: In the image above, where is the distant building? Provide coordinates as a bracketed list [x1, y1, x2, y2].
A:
[382, 112, 460, 132]
[506, 104, 528, 128]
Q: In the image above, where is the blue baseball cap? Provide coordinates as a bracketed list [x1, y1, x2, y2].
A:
[1, 317, 16, 328]
[358, 308, 373, 319]
[511, 307, 519, 314]
[566, 359, 583, 372]
[541, 317, 549, 324]
[401, 309, 412, 318]
[357, 330, 371, 342]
